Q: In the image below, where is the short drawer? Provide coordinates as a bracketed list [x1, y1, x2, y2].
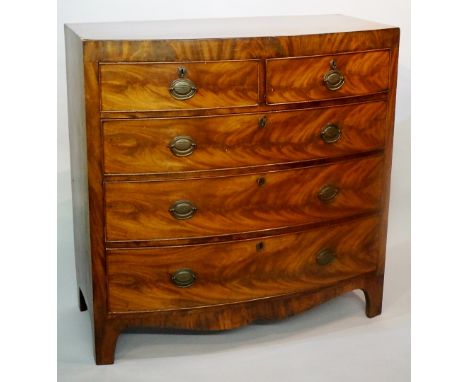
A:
[107, 215, 380, 312]
[266, 50, 390, 104]
[103, 101, 387, 174]
[105, 155, 383, 242]
[100, 60, 259, 111]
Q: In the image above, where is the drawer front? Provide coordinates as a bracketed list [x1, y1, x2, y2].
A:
[107, 216, 380, 312]
[103, 101, 387, 174]
[100, 61, 259, 111]
[266, 50, 389, 104]
[105, 155, 383, 241]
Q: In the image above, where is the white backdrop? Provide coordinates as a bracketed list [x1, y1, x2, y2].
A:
[57, 1, 410, 380]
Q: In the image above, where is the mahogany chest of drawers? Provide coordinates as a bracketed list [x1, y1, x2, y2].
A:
[64, 15, 399, 365]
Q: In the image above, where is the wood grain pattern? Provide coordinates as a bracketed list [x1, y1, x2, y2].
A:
[100, 93, 389, 120]
[266, 50, 390, 104]
[100, 61, 259, 111]
[377, 32, 400, 276]
[103, 101, 387, 174]
[107, 215, 380, 312]
[105, 155, 383, 242]
[96, 273, 383, 364]
[83, 61, 110, 364]
[64, 17, 399, 364]
[66, 25, 111, 365]
[83, 30, 399, 63]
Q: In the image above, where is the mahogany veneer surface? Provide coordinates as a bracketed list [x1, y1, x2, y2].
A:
[100, 60, 260, 111]
[105, 155, 384, 241]
[266, 50, 390, 103]
[103, 101, 387, 174]
[65, 15, 399, 365]
[108, 215, 380, 312]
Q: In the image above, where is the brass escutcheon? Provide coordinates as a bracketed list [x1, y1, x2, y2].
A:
[257, 177, 266, 187]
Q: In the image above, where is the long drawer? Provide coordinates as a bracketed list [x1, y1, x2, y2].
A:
[103, 101, 387, 174]
[105, 155, 384, 242]
[107, 215, 380, 312]
[100, 60, 260, 112]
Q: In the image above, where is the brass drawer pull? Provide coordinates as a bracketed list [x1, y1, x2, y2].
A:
[169, 66, 197, 100]
[171, 268, 196, 287]
[323, 59, 345, 91]
[318, 185, 340, 202]
[169, 200, 197, 220]
[169, 135, 197, 157]
[258, 116, 267, 128]
[321, 123, 341, 143]
[316, 249, 336, 265]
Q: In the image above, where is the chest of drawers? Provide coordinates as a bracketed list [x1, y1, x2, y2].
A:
[65, 15, 399, 364]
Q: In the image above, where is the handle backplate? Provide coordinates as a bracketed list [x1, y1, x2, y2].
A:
[318, 185, 340, 202]
[321, 123, 341, 143]
[316, 249, 336, 266]
[323, 60, 345, 91]
[169, 67, 197, 100]
[171, 268, 196, 287]
[169, 135, 197, 157]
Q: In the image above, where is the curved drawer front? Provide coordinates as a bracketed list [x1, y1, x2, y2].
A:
[266, 50, 390, 104]
[105, 155, 383, 242]
[107, 215, 380, 312]
[100, 60, 259, 111]
[103, 101, 387, 174]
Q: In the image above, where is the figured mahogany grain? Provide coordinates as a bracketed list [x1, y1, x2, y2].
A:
[100, 60, 259, 112]
[105, 155, 383, 242]
[95, 273, 383, 364]
[103, 101, 387, 174]
[64, 16, 400, 364]
[107, 215, 380, 312]
[83, 29, 398, 63]
[266, 50, 390, 104]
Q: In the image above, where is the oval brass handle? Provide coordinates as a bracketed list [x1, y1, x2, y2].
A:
[169, 67, 197, 100]
[169, 136, 197, 157]
[171, 268, 196, 287]
[316, 249, 336, 265]
[323, 60, 345, 91]
[169, 200, 197, 220]
[321, 123, 341, 143]
[318, 185, 340, 202]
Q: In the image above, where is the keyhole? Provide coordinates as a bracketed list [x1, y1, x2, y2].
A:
[178, 67, 186, 77]
[256, 242, 264, 251]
